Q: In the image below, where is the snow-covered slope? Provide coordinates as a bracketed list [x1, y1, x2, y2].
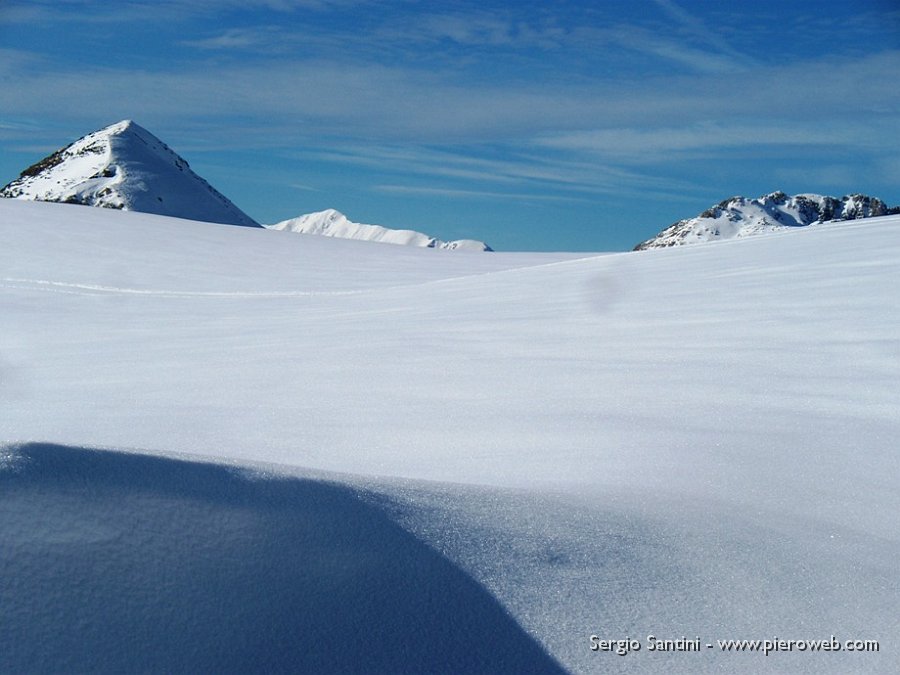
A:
[0, 120, 260, 228]
[635, 191, 898, 249]
[268, 208, 492, 251]
[2, 200, 898, 673]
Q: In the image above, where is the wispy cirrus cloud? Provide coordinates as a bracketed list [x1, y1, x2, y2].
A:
[374, 10, 567, 50]
[573, 24, 750, 74]
[650, 0, 753, 64]
[4, 47, 898, 143]
[290, 183, 321, 192]
[373, 184, 598, 203]
[174, 5, 747, 76]
[177, 10, 567, 62]
[302, 142, 708, 199]
[0, 0, 363, 24]
[182, 26, 288, 51]
[535, 120, 889, 161]
[412, 13, 521, 47]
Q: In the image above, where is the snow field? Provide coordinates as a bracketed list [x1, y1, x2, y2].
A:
[2, 200, 898, 673]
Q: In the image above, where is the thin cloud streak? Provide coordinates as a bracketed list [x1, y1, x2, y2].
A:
[3, 50, 898, 141]
[650, 0, 756, 66]
[182, 28, 283, 50]
[373, 184, 599, 203]
[536, 121, 889, 160]
[0, 0, 363, 24]
[570, 24, 749, 74]
[175, 8, 743, 75]
[302, 143, 701, 195]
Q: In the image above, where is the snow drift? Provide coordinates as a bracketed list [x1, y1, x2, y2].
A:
[0, 443, 561, 673]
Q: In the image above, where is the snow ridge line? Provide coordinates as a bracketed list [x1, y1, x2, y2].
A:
[0, 256, 609, 299]
[0, 277, 363, 298]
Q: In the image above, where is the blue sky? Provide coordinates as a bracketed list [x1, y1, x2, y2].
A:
[1, 0, 898, 250]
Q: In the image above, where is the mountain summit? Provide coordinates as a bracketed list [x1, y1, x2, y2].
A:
[635, 191, 899, 250]
[0, 120, 260, 228]
[267, 209, 493, 251]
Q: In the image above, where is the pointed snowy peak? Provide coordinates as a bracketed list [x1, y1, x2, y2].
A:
[634, 191, 899, 250]
[267, 209, 493, 251]
[1, 121, 260, 228]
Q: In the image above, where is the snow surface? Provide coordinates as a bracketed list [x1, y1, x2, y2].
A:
[0, 120, 260, 228]
[2, 199, 899, 673]
[635, 191, 897, 249]
[268, 208, 492, 251]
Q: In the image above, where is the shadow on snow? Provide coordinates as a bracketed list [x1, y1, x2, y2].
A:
[0, 443, 563, 674]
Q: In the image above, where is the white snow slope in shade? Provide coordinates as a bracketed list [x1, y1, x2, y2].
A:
[0, 120, 260, 228]
[635, 190, 897, 249]
[2, 200, 899, 673]
[0, 444, 562, 673]
[268, 208, 492, 250]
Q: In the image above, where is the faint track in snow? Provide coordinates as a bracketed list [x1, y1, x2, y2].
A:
[0, 277, 364, 298]
[0, 255, 611, 300]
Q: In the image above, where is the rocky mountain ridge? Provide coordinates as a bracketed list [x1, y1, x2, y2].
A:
[635, 192, 899, 250]
[0, 120, 260, 228]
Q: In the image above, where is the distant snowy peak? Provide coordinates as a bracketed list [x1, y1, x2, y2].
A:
[635, 192, 899, 250]
[267, 209, 493, 251]
[0, 120, 260, 228]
